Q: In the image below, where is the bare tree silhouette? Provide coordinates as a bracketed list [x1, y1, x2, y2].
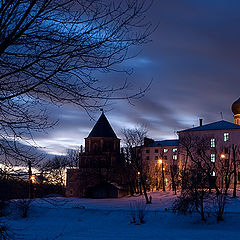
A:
[0, 0, 154, 163]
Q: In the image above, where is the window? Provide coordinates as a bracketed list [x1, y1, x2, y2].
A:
[210, 138, 215, 148]
[155, 156, 158, 160]
[146, 149, 150, 154]
[211, 171, 216, 177]
[173, 148, 177, 152]
[224, 133, 229, 142]
[164, 156, 168, 160]
[94, 143, 98, 151]
[146, 156, 149, 160]
[210, 154, 215, 162]
[173, 155, 177, 160]
[164, 148, 168, 153]
[154, 149, 158, 153]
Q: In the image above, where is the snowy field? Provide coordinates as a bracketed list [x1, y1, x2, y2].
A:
[3, 191, 240, 240]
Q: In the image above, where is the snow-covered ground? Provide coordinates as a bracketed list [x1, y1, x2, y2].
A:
[2, 191, 240, 240]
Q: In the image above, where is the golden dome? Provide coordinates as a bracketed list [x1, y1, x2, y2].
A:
[232, 97, 240, 115]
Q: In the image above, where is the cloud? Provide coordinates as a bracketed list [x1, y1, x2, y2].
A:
[18, 0, 240, 154]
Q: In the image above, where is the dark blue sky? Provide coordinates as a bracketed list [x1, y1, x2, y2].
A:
[34, 0, 240, 155]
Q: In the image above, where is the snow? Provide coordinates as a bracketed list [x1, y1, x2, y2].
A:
[2, 191, 240, 240]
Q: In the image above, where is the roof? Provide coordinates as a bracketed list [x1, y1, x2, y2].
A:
[179, 120, 240, 133]
[146, 139, 179, 147]
[87, 112, 117, 138]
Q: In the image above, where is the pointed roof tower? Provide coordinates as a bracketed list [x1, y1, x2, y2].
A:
[88, 112, 117, 138]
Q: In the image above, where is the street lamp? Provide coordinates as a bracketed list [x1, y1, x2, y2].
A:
[137, 171, 142, 194]
[220, 154, 226, 159]
[158, 158, 165, 192]
[30, 175, 36, 183]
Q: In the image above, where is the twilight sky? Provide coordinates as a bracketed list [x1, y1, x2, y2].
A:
[34, 0, 240, 155]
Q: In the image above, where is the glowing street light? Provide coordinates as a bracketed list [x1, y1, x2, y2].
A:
[158, 159, 162, 164]
[220, 154, 226, 159]
[30, 175, 36, 183]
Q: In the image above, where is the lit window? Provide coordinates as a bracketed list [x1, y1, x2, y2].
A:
[210, 154, 215, 162]
[146, 149, 150, 154]
[164, 148, 168, 153]
[224, 133, 229, 142]
[155, 156, 158, 160]
[173, 148, 177, 152]
[173, 155, 177, 160]
[155, 149, 158, 153]
[211, 171, 216, 177]
[210, 138, 215, 148]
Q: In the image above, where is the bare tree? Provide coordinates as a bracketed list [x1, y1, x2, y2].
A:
[170, 163, 179, 194]
[41, 155, 69, 185]
[66, 148, 80, 168]
[122, 126, 151, 204]
[0, 0, 154, 163]
[179, 134, 217, 192]
[173, 168, 210, 221]
[177, 133, 240, 221]
[231, 145, 240, 198]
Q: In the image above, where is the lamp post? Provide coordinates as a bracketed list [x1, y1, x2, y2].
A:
[28, 160, 33, 199]
[158, 159, 165, 192]
[220, 153, 227, 168]
[137, 171, 142, 194]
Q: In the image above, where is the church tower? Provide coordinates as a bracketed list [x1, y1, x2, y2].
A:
[66, 112, 123, 198]
[84, 112, 120, 155]
[232, 97, 240, 125]
[79, 112, 120, 167]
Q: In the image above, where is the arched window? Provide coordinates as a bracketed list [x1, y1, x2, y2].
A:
[94, 143, 98, 152]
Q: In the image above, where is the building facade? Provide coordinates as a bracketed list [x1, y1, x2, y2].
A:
[178, 120, 240, 181]
[141, 138, 179, 189]
[140, 97, 240, 189]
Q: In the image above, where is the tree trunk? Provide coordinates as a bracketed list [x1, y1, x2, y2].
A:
[200, 194, 205, 221]
[140, 175, 150, 204]
[233, 145, 237, 198]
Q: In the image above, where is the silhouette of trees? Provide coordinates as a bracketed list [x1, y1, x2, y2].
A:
[0, 0, 153, 163]
[122, 126, 151, 203]
[175, 133, 240, 221]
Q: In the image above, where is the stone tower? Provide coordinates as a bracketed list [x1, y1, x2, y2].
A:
[66, 112, 123, 198]
[85, 113, 120, 159]
[80, 112, 120, 167]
